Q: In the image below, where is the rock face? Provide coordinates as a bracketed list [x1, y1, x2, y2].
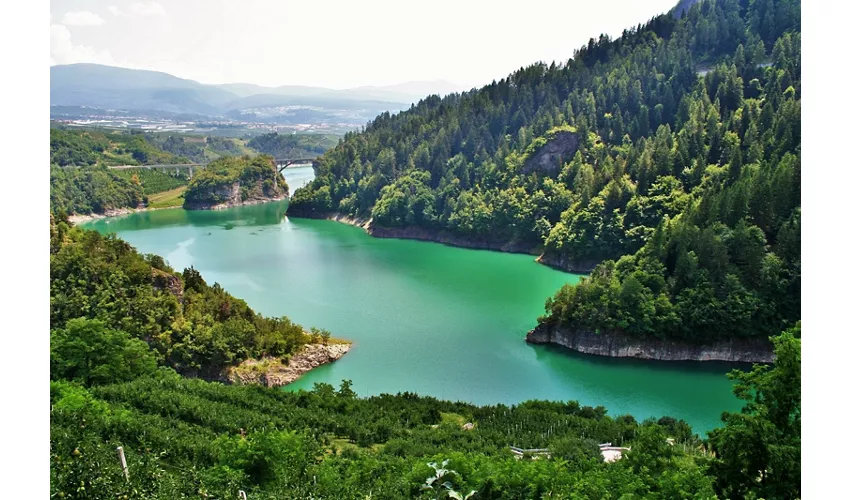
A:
[369, 224, 539, 254]
[226, 343, 351, 387]
[521, 130, 580, 175]
[526, 323, 775, 363]
[291, 211, 542, 255]
[536, 252, 599, 274]
[183, 155, 287, 210]
[151, 268, 184, 300]
[183, 180, 285, 210]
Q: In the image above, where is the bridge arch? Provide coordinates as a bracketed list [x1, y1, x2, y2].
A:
[274, 158, 316, 174]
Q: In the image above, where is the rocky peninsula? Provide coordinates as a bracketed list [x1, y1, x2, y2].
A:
[183, 155, 287, 210]
[526, 323, 775, 363]
[226, 342, 352, 387]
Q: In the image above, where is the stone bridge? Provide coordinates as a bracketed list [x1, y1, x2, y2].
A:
[103, 158, 316, 178]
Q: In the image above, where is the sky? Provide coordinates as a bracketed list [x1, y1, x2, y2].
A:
[50, 0, 676, 90]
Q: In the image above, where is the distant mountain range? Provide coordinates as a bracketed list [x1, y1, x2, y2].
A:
[212, 80, 464, 104]
[50, 64, 465, 120]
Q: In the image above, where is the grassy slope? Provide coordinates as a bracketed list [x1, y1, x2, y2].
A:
[146, 185, 187, 208]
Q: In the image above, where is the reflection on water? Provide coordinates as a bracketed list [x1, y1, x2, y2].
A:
[89, 200, 289, 233]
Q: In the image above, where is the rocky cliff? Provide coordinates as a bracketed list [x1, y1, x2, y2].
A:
[521, 128, 580, 175]
[183, 155, 286, 210]
[369, 224, 540, 254]
[183, 179, 286, 210]
[226, 343, 351, 387]
[526, 322, 775, 363]
[536, 252, 599, 274]
[288, 211, 543, 256]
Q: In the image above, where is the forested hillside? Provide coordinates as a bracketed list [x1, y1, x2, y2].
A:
[49, 166, 147, 215]
[247, 132, 339, 159]
[50, 215, 320, 378]
[290, 0, 800, 344]
[48, 218, 801, 498]
[48, 1, 803, 497]
[49, 129, 265, 214]
[145, 133, 250, 163]
[50, 127, 254, 166]
[48, 218, 801, 499]
[50, 128, 189, 167]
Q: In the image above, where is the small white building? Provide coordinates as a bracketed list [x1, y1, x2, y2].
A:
[599, 444, 631, 463]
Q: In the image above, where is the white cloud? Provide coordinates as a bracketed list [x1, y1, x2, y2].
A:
[50, 24, 116, 66]
[62, 11, 106, 26]
[129, 1, 167, 17]
[107, 2, 167, 18]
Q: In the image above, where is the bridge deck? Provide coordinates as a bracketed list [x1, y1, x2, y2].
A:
[103, 158, 316, 170]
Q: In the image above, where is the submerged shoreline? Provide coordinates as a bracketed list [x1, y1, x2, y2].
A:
[68, 206, 160, 224]
[67, 196, 288, 225]
[286, 210, 598, 273]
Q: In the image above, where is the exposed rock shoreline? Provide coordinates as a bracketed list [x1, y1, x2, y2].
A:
[185, 194, 287, 211]
[226, 342, 352, 387]
[67, 205, 157, 224]
[526, 323, 775, 363]
[286, 210, 577, 262]
[183, 178, 287, 210]
[535, 254, 600, 274]
[66, 195, 288, 224]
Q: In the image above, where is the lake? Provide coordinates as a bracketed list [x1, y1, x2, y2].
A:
[81, 166, 743, 435]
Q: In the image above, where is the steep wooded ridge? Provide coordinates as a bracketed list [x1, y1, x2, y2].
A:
[290, 0, 801, 349]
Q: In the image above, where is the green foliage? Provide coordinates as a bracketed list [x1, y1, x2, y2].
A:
[48, 2, 802, 496]
[247, 132, 338, 158]
[543, 211, 799, 341]
[48, 220, 800, 499]
[50, 128, 189, 167]
[183, 155, 285, 207]
[111, 168, 188, 195]
[288, 0, 801, 345]
[49, 374, 716, 499]
[50, 220, 318, 378]
[50, 128, 110, 166]
[708, 325, 801, 499]
[51, 318, 158, 386]
[372, 169, 438, 227]
[49, 335, 800, 499]
[50, 165, 146, 215]
[145, 133, 248, 162]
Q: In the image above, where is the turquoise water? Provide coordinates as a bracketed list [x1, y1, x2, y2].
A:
[82, 166, 743, 435]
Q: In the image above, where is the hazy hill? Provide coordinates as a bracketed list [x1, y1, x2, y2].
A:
[214, 79, 464, 103]
[51, 64, 464, 119]
[50, 64, 237, 115]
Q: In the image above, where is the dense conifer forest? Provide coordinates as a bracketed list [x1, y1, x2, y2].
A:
[48, 1, 803, 497]
[290, 0, 800, 344]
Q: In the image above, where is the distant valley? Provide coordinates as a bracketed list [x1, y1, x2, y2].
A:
[50, 64, 464, 134]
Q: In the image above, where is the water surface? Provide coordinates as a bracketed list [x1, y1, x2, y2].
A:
[82, 166, 743, 435]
